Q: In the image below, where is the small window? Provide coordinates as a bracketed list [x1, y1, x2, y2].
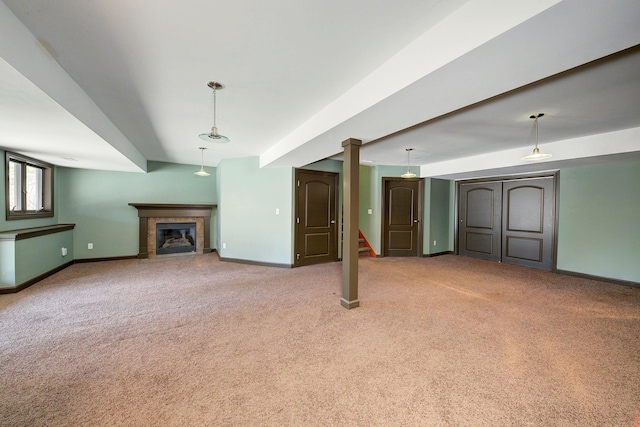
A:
[5, 152, 53, 220]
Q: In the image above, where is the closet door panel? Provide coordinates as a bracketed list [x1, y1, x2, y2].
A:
[459, 182, 502, 262]
[502, 178, 554, 270]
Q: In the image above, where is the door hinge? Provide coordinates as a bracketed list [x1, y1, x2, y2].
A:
[297, 180, 300, 187]
[296, 253, 300, 260]
[297, 217, 300, 223]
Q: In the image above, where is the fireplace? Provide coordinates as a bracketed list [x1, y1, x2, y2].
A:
[129, 203, 215, 258]
[156, 222, 196, 255]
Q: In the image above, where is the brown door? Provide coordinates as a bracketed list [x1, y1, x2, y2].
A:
[382, 178, 423, 257]
[502, 177, 554, 270]
[457, 175, 556, 271]
[458, 181, 502, 262]
[295, 169, 338, 267]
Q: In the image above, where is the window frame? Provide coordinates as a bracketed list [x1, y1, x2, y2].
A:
[5, 152, 54, 220]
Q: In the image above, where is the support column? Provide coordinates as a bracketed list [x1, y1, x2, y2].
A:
[341, 138, 362, 309]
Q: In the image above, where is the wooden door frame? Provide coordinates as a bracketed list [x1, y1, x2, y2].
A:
[380, 177, 425, 257]
[454, 171, 560, 271]
[294, 168, 339, 267]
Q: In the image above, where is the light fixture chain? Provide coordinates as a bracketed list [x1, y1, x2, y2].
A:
[213, 86, 217, 128]
[521, 113, 550, 161]
[199, 80, 230, 143]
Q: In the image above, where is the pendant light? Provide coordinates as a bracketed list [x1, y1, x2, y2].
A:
[522, 113, 551, 161]
[194, 147, 210, 176]
[199, 81, 230, 143]
[401, 148, 417, 178]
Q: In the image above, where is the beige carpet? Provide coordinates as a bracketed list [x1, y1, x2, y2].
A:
[1, 254, 639, 426]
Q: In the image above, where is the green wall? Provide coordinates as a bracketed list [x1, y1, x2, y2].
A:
[0, 241, 16, 287]
[302, 159, 343, 175]
[358, 165, 374, 249]
[57, 161, 217, 259]
[217, 157, 293, 266]
[14, 230, 74, 285]
[428, 178, 454, 254]
[557, 161, 640, 282]
[3, 144, 638, 286]
[1, 149, 68, 289]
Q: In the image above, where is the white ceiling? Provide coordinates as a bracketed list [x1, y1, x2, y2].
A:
[1, 0, 639, 178]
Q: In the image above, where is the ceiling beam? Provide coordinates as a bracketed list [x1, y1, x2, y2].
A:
[422, 127, 640, 180]
[260, 0, 640, 170]
[259, 0, 562, 168]
[0, 1, 147, 172]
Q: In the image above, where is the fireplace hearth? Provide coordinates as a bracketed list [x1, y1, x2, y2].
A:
[129, 203, 215, 258]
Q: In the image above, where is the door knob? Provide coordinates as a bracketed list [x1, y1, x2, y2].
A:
[330, 220, 335, 224]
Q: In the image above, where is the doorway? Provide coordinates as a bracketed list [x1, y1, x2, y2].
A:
[457, 174, 557, 270]
[381, 177, 424, 257]
[294, 169, 339, 267]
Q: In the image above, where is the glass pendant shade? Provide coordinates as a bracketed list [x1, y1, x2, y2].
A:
[522, 113, 551, 161]
[199, 81, 230, 143]
[401, 148, 417, 178]
[194, 147, 210, 176]
[522, 147, 552, 161]
[194, 167, 210, 177]
[199, 127, 229, 143]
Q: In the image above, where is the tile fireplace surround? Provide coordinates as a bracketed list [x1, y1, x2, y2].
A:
[129, 203, 216, 258]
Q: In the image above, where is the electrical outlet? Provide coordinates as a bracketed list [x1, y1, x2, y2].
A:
[367, 209, 372, 215]
[222, 243, 226, 249]
[61, 247, 67, 256]
[275, 208, 279, 215]
[88, 243, 93, 250]
[433, 240, 437, 246]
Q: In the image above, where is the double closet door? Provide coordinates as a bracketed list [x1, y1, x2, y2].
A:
[458, 175, 556, 270]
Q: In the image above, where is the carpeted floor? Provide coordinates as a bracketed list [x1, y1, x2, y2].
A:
[1, 254, 639, 426]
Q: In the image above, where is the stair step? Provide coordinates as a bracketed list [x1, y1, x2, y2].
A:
[358, 246, 371, 256]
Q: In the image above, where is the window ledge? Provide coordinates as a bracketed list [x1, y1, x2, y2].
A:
[7, 211, 54, 221]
